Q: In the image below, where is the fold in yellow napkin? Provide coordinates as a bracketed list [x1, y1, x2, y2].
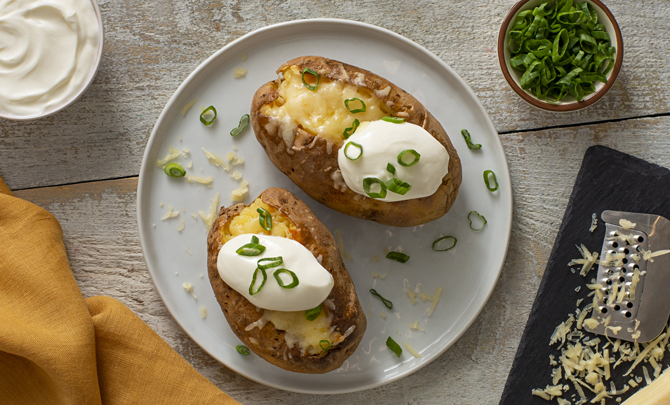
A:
[0, 175, 240, 404]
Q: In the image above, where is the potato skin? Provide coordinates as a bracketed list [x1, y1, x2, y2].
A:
[251, 56, 462, 227]
[206, 187, 366, 374]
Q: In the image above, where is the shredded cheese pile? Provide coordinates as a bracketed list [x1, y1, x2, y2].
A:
[568, 244, 599, 277]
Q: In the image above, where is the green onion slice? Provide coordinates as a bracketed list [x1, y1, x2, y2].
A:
[468, 211, 487, 231]
[386, 178, 412, 195]
[257, 256, 283, 270]
[200, 106, 217, 126]
[370, 289, 393, 309]
[302, 67, 319, 91]
[273, 269, 299, 289]
[386, 251, 410, 263]
[236, 242, 266, 256]
[230, 114, 250, 137]
[382, 116, 404, 124]
[483, 170, 499, 192]
[236, 345, 250, 355]
[344, 97, 366, 114]
[461, 129, 482, 150]
[319, 340, 332, 351]
[397, 149, 421, 166]
[251, 235, 259, 244]
[343, 118, 360, 139]
[386, 163, 396, 175]
[344, 142, 363, 160]
[362, 177, 387, 199]
[164, 163, 186, 177]
[257, 208, 272, 231]
[248, 267, 267, 295]
[432, 236, 457, 252]
[305, 305, 322, 321]
[386, 337, 402, 357]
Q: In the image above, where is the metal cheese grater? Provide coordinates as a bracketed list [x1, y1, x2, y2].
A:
[584, 211, 670, 343]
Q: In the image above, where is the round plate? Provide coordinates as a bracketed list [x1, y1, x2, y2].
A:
[137, 19, 512, 394]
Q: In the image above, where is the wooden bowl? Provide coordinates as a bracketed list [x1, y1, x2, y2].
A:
[497, 0, 623, 112]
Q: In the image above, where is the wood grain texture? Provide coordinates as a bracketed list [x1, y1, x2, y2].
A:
[1, 0, 670, 190]
[11, 115, 670, 404]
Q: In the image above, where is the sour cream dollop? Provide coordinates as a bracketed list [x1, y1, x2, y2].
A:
[217, 234, 334, 312]
[337, 120, 450, 202]
[0, 0, 100, 116]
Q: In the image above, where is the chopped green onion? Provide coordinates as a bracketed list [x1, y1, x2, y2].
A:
[432, 236, 457, 252]
[251, 235, 259, 244]
[302, 67, 319, 91]
[461, 129, 482, 150]
[386, 178, 412, 195]
[305, 305, 322, 321]
[382, 116, 404, 124]
[386, 163, 396, 175]
[468, 211, 487, 231]
[362, 177, 387, 199]
[236, 242, 266, 256]
[230, 114, 250, 137]
[248, 267, 267, 295]
[386, 251, 410, 263]
[257, 256, 283, 270]
[319, 340, 331, 351]
[370, 289, 393, 309]
[236, 345, 250, 355]
[386, 337, 402, 357]
[344, 97, 366, 114]
[343, 118, 360, 139]
[273, 269, 299, 289]
[200, 106, 217, 126]
[257, 208, 272, 231]
[344, 141, 363, 160]
[164, 163, 186, 177]
[397, 149, 421, 166]
[483, 170, 499, 192]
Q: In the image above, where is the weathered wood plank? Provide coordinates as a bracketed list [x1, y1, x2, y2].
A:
[1, 0, 669, 190]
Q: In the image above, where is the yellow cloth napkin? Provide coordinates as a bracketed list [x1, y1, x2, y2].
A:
[0, 175, 241, 404]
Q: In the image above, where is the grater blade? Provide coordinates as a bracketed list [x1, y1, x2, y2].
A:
[584, 211, 670, 343]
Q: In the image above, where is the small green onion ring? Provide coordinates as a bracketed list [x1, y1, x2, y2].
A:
[319, 340, 332, 351]
[382, 116, 404, 124]
[302, 68, 319, 91]
[343, 118, 360, 139]
[386, 337, 402, 357]
[257, 208, 272, 231]
[235, 243, 266, 256]
[273, 269, 299, 289]
[386, 251, 410, 263]
[199, 106, 217, 126]
[370, 289, 393, 309]
[483, 170, 499, 192]
[344, 142, 363, 160]
[386, 178, 412, 195]
[248, 267, 267, 296]
[386, 163, 396, 175]
[461, 129, 482, 150]
[164, 163, 186, 177]
[257, 256, 283, 270]
[468, 211, 487, 231]
[397, 149, 421, 166]
[432, 236, 457, 252]
[236, 345, 250, 355]
[362, 177, 387, 199]
[230, 114, 250, 137]
[251, 235, 259, 244]
[305, 305, 322, 321]
[344, 97, 366, 114]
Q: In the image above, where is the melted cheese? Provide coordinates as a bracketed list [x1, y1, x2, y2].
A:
[264, 308, 342, 355]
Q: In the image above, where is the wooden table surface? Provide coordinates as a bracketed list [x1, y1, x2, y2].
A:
[3, 1, 670, 403]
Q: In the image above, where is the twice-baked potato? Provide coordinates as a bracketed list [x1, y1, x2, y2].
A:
[206, 187, 366, 373]
[251, 56, 462, 227]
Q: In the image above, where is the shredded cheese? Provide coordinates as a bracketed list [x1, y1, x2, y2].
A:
[427, 287, 442, 317]
[234, 68, 248, 78]
[182, 282, 196, 299]
[200, 306, 207, 318]
[638, 248, 670, 263]
[404, 343, 421, 358]
[177, 219, 185, 232]
[406, 289, 417, 305]
[161, 205, 180, 220]
[157, 146, 181, 167]
[568, 244, 599, 277]
[409, 321, 424, 332]
[181, 99, 198, 115]
[197, 192, 220, 230]
[202, 147, 231, 172]
[589, 213, 598, 232]
[619, 219, 636, 229]
[186, 174, 213, 187]
[226, 151, 244, 166]
[230, 180, 249, 202]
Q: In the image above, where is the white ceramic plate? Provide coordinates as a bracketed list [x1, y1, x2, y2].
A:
[137, 19, 512, 394]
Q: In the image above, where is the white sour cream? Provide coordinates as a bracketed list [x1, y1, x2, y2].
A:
[217, 234, 334, 312]
[337, 120, 450, 202]
[0, 0, 100, 116]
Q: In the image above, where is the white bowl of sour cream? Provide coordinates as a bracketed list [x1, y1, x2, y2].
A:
[0, 0, 103, 120]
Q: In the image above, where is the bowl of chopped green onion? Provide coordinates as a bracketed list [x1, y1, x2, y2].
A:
[498, 0, 623, 112]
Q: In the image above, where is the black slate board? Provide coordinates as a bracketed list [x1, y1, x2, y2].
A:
[500, 145, 670, 405]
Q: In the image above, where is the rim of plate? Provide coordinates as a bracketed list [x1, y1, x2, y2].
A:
[137, 18, 513, 394]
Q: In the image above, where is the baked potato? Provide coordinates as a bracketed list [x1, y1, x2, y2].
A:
[206, 187, 366, 373]
[250, 56, 462, 227]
